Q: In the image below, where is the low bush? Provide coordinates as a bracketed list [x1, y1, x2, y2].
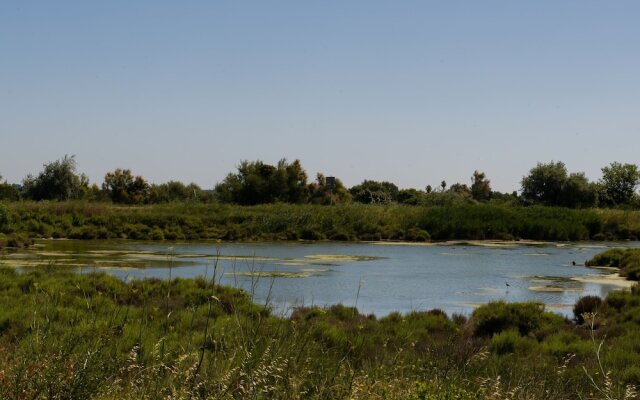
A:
[573, 295, 603, 324]
[471, 301, 553, 337]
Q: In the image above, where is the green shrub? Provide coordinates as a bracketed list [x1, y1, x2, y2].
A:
[490, 329, 536, 355]
[329, 230, 351, 241]
[300, 228, 325, 240]
[150, 227, 165, 240]
[471, 301, 548, 337]
[573, 295, 603, 324]
[540, 332, 591, 358]
[404, 227, 431, 242]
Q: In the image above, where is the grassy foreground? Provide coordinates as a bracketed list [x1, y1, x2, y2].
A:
[1, 264, 640, 399]
[2, 201, 640, 245]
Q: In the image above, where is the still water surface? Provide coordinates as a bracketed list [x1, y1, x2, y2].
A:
[4, 240, 639, 317]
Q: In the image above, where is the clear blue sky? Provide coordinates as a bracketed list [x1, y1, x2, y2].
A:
[1, 1, 639, 192]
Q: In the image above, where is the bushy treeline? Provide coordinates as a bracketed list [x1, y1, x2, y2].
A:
[214, 159, 351, 205]
[2, 156, 640, 209]
[521, 161, 640, 208]
[0, 265, 639, 399]
[2, 202, 640, 243]
[214, 159, 640, 209]
[0, 156, 215, 205]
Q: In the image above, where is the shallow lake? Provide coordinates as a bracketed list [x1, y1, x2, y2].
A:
[3, 240, 639, 318]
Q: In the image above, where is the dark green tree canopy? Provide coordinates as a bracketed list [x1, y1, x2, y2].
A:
[0, 174, 21, 201]
[0, 202, 8, 231]
[149, 181, 213, 203]
[397, 188, 424, 205]
[521, 162, 598, 208]
[561, 172, 598, 209]
[600, 162, 640, 206]
[102, 169, 150, 204]
[471, 171, 491, 202]
[521, 161, 568, 206]
[22, 155, 89, 201]
[448, 183, 471, 196]
[308, 173, 351, 205]
[349, 180, 399, 204]
[215, 159, 309, 205]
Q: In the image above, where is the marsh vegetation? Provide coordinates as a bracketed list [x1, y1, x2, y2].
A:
[1, 201, 640, 246]
[1, 261, 640, 399]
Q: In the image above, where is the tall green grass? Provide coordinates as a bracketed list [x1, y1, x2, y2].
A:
[2, 201, 639, 243]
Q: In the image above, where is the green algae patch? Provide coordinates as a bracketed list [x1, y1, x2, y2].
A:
[86, 250, 134, 254]
[440, 252, 474, 257]
[528, 286, 581, 293]
[209, 255, 284, 262]
[33, 251, 76, 257]
[304, 254, 383, 262]
[528, 276, 575, 283]
[444, 240, 519, 248]
[0, 259, 87, 268]
[367, 241, 436, 247]
[232, 271, 315, 278]
[275, 262, 308, 266]
[527, 275, 583, 292]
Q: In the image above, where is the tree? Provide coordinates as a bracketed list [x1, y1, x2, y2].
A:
[215, 159, 309, 205]
[448, 183, 471, 196]
[149, 181, 214, 203]
[308, 173, 351, 205]
[0, 175, 20, 201]
[397, 188, 424, 205]
[349, 180, 399, 204]
[521, 161, 568, 206]
[600, 162, 640, 206]
[0, 202, 8, 231]
[102, 169, 150, 204]
[277, 159, 309, 204]
[471, 171, 491, 202]
[521, 161, 598, 208]
[22, 155, 89, 201]
[561, 172, 597, 208]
